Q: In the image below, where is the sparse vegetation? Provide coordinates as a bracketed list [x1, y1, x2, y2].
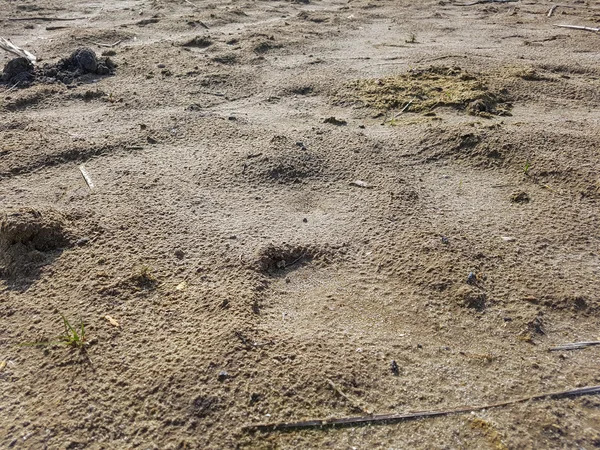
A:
[60, 315, 87, 349]
[21, 315, 88, 350]
[130, 264, 158, 289]
[343, 66, 510, 116]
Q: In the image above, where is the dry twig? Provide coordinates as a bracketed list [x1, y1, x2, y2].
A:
[457, 0, 518, 6]
[182, 0, 209, 28]
[555, 24, 600, 33]
[90, 39, 124, 48]
[6, 16, 87, 21]
[1, 81, 21, 97]
[243, 385, 600, 432]
[550, 341, 600, 351]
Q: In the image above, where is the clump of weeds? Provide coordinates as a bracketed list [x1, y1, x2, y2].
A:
[21, 315, 92, 364]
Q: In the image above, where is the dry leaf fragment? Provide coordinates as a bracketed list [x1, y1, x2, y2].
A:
[104, 315, 120, 328]
[349, 180, 375, 189]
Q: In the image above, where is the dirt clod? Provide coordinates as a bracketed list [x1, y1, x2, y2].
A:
[510, 191, 530, 204]
[2, 57, 34, 84]
[182, 36, 213, 48]
[1, 48, 115, 89]
[454, 286, 487, 310]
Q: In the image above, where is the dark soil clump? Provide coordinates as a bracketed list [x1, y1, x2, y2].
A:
[2, 57, 34, 85]
[1, 48, 115, 88]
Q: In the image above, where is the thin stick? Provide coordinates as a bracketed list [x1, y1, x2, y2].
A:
[555, 24, 600, 32]
[392, 98, 415, 119]
[182, 0, 209, 28]
[1, 81, 20, 96]
[242, 385, 600, 432]
[183, 0, 200, 9]
[79, 165, 95, 190]
[550, 341, 600, 351]
[548, 5, 558, 17]
[90, 39, 124, 48]
[457, 0, 518, 6]
[6, 16, 88, 21]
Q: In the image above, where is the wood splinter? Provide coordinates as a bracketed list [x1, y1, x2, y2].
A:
[79, 165, 95, 190]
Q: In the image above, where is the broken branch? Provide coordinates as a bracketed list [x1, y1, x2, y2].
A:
[0, 37, 36, 63]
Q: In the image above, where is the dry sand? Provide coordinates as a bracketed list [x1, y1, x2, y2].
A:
[1, 0, 600, 448]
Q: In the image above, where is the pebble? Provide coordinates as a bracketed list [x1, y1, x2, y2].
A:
[217, 371, 229, 382]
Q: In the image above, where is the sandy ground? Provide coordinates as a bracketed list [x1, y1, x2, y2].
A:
[1, 0, 600, 448]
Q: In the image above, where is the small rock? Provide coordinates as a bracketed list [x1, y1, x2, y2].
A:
[390, 360, 400, 376]
[76, 237, 90, 246]
[323, 116, 347, 126]
[302, 218, 308, 223]
[249, 392, 261, 405]
[441, 236, 449, 245]
[527, 315, 545, 335]
[174, 249, 185, 259]
[217, 371, 229, 382]
[466, 272, 477, 284]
